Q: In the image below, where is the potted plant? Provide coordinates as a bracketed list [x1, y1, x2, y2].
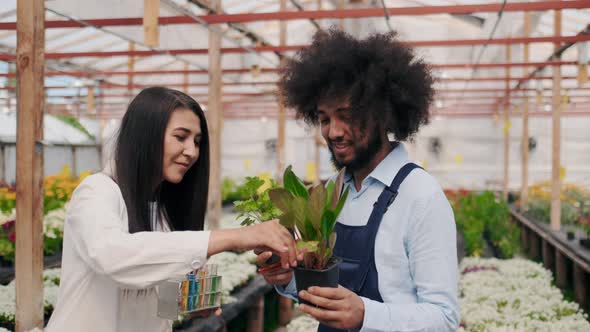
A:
[579, 215, 590, 249]
[233, 175, 283, 263]
[268, 166, 349, 298]
[564, 224, 576, 241]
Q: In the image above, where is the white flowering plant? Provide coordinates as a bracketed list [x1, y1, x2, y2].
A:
[458, 257, 590, 331]
[0, 268, 62, 331]
[0, 251, 259, 330]
[0, 208, 65, 264]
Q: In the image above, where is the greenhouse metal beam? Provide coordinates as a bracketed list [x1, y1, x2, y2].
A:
[2, 36, 589, 60]
[0, 0, 587, 29]
[0, 61, 577, 77]
[8, 86, 590, 98]
[512, 24, 590, 91]
[6, 74, 589, 89]
[15, 0, 45, 330]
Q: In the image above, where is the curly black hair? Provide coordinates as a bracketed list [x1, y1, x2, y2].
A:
[279, 28, 434, 141]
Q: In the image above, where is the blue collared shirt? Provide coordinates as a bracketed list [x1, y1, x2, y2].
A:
[277, 143, 459, 331]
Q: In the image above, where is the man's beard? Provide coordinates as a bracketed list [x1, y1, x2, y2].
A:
[329, 130, 384, 172]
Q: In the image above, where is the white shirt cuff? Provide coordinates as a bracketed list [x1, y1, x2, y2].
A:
[274, 276, 298, 301]
[359, 296, 385, 332]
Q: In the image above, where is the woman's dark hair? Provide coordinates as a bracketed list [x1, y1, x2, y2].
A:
[115, 87, 210, 233]
[279, 28, 434, 141]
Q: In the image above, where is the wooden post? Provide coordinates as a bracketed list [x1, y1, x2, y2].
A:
[0, 144, 5, 183]
[99, 119, 106, 168]
[71, 146, 77, 177]
[542, 240, 555, 272]
[338, 0, 344, 30]
[143, 0, 160, 47]
[74, 87, 80, 118]
[520, 225, 529, 252]
[15, 0, 45, 330]
[277, 0, 287, 178]
[87, 85, 95, 115]
[128, 42, 135, 98]
[529, 232, 540, 261]
[183, 63, 189, 94]
[278, 296, 293, 326]
[502, 43, 511, 201]
[521, 12, 530, 209]
[207, 0, 223, 230]
[550, 10, 562, 231]
[573, 264, 587, 308]
[555, 250, 568, 289]
[246, 296, 264, 332]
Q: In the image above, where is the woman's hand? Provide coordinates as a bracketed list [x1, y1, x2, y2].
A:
[208, 220, 301, 270]
[239, 220, 299, 270]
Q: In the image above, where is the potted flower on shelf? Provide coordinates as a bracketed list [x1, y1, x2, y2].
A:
[564, 224, 576, 241]
[579, 215, 590, 249]
[268, 166, 349, 299]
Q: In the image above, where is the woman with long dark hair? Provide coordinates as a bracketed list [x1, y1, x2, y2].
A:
[46, 87, 298, 332]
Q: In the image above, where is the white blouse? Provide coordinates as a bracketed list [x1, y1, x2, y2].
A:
[46, 172, 211, 332]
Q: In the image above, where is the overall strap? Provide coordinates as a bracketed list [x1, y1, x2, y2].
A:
[362, 162, 423, 269]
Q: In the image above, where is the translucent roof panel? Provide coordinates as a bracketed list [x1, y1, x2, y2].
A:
[0, 0, 588, 118]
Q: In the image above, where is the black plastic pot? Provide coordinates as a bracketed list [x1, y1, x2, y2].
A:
[265, 252, 281, 265]
[580, 238, 590, 249]
[294, 256, 342, 306]
[567, 231, 575, 241]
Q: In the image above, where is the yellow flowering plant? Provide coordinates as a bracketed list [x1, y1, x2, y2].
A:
[525, 182, 590, 229]
[0, 166, 91, 263]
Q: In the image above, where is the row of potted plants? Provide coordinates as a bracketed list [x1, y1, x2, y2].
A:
[0, 166, 90, 265]
[0, 251, 259, 331]
[458, 257, 590, 331]
[0, 208, 65, 266]
[448, 190, 521, 259]
[0, 165, 90, 216]
[515, 182, 590, 249]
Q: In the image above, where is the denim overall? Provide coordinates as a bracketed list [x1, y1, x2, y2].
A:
[318, 163, 422, 332]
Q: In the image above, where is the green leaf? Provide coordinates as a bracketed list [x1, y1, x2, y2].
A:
[56, 115, 96, 140]
[328, 232, 337, 250]
[325, 180, 335, 210]
[297, 240, 319, 253]
[240, 217, 256, 226]
[323, 247, 332, 262]
[268, 188, 294, 213]
[320, 209, 336, 240]
[330, 167, 346, 210]
[278, 210, 295, 228]
[291, 196, 308, 238]
[333, 187, 350, 219]
[283, 166, 309, 199]
[308, 184, 327, 232]
[304, 218, 317, 241]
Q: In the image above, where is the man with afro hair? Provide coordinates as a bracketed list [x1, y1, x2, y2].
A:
[256, 28, 459, 332]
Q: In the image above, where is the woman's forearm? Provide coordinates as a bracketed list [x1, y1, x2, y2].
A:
[207, 228, 241, 257]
